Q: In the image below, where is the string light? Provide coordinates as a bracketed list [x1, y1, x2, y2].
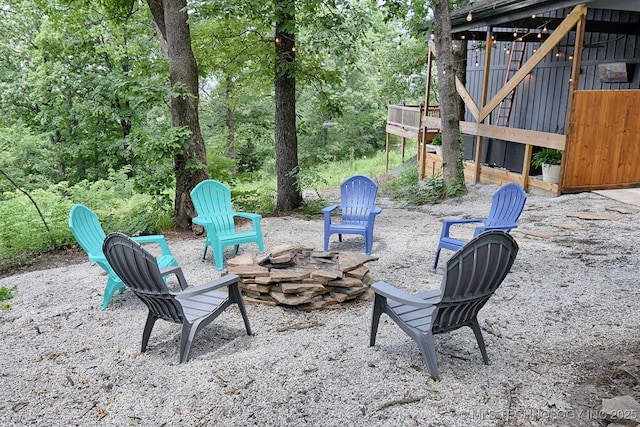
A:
[275, 37, 281, 44]
[466, 10, 473, 21]
[430, 31, 435, 40]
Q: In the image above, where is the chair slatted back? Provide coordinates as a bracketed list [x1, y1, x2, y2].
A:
[341, 175, 378, 225]
[432, 231, 518, 334]
[483, 183, 527, 230]
[191, 180, 236, 236]
[103, 233, 184, 323]
[69, 204, 108, 257]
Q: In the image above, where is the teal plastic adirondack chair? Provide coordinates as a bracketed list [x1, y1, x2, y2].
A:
[68, 204, 178, 310]
[190, 180, 264, 271]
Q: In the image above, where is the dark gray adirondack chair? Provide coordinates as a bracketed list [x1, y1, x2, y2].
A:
[370, 230, 519, 379]
[102, 232, 253, 363]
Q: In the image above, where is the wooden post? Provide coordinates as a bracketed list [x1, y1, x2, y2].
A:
[385, 131, 390, 173]
[420, 44, 435, 179]
[561, 8, 587, 194]
[474, 31, 493, 183]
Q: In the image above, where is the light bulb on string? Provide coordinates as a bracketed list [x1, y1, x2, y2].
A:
[466, 11, 473, 21]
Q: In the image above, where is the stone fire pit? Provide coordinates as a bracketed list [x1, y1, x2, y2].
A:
[222, 245, 378, 309]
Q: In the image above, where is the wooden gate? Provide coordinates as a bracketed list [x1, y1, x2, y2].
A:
[563, 90, 640, 192]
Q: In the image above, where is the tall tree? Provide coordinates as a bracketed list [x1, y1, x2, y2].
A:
[430, 0, 463, 187]
[147, 0, 209, 229]
[274, 0, 302, 211]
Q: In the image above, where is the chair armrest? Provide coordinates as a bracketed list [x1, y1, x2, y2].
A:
[159, 265, 189, 290]
[442, 218, 483, 226]
[191, 216, 208, 227]
[132, 235, 172, 257]
[176, 274, 240, 297]
[372, 281, 440, 307]
[322, 205, 340, 214]
[367, 206, 382, 221]
[441, 218, 484, 238]
[234, 212, 262, 224]
[481, 223, 517, 232]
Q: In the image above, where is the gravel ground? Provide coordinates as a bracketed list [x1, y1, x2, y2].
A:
[1, 183, 639, 426]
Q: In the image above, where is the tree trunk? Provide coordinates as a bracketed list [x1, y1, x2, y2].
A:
[274, 0, 302, 212]
[147, 0, 209, 230]
[431, 0, 464, 188]
[226, 75, 237, 174]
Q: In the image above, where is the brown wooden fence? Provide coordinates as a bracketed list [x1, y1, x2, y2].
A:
[563, 90, 640, 192]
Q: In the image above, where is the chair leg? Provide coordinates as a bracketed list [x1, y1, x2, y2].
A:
[323, 232, 331, 252]
[229, 283, 253, 336]
[470, 320, 490, 364]
[179, 321, 198, 364]
[338, 234, 343, 242]
[213, 244, 224, 271]
[432, 247, 442, 269]
[141, 312, 157, 353]
[416, 331, 440, 380]
[365, 230, 373, 255]
[101, 278, 125, 311]
[370, 294, 386, 347]
[201, 243, 208, 260]
[234, 245, 240, 255]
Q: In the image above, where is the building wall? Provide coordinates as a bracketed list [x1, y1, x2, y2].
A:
[463, 6, 640, 173]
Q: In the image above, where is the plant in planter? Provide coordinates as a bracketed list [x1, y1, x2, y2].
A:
[429, 133, 442, 156]
[532, 148, 562, 184]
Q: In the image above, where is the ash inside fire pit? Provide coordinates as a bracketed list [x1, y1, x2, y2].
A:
[223, 245, 378, 309]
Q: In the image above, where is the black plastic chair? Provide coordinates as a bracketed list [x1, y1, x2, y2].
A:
[370, 230, 519, 379]
[103, 232, 253, 363]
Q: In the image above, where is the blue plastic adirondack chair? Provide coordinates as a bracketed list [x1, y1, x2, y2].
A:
[432, 182, 527, 269]
[323, 174, 382, 255]
[68, 204, 178, 310]
[190, 180, 264, 271]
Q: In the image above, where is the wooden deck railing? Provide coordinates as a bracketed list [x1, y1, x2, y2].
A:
[385, 103, 565, 196]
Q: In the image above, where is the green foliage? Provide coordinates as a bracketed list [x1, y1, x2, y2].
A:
[532, 148, 562, 167]
[0, 173, 173, 271]
[381, 163, 465, 205]
[0, 285, 16, 310]
[431, 133, 442, 146]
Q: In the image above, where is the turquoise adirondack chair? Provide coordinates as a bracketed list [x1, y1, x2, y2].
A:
[322, 174, 382, 255]
[68, 204, 178, 310]
[190, 180, 265, 271]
